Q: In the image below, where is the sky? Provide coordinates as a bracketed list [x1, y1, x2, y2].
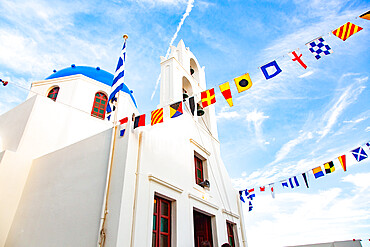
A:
[0, 0, 369, 246]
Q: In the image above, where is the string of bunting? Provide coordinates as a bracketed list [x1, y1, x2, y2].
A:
[239, 141, 370, 212]
[1, 11, 369, 139]
[115, 10, 369, 137]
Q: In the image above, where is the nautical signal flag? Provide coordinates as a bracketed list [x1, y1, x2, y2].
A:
[269, 183, 275, 199]
[288, 176, 300, 188]
[249, 201, 253, 212]
[201, 88, 216, 108]
[351, 147, 368, 162]
[246, 188, 255, 200]
[324, 161, 335, 174]
[312, 166, 325, 179]
[260, 60, 282, 80]
[134, 114, 145, 129]
[260, 186, 265, 192]
[288, 50, 307, 69]
[119, 117, 128, 137]
[302, 172, 309, 188]
[1, 79, 8, 86]
[281, 180, 289, 188]
[239, 191, 245, 203]
[234, 73, 252, 93]
[219, 82, 233, 107]
[151, 108, 163, 125]
[332, 22, 363, 41]
[170, 101, 183, 118]
[338, 155, 347, 172]
[306, 37, 332, 60]
[359, 10, 370, 20]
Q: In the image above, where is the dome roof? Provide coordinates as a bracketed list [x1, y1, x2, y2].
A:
[45, 65, 137, 107]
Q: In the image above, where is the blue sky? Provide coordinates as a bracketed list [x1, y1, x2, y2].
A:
[0, 0, 369, 246]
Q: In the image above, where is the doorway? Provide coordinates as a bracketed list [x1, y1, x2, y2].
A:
[193, 210, 213, 247]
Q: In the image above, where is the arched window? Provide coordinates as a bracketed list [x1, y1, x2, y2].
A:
[47, 86, 59, 101]
[91, 92, 108, 119]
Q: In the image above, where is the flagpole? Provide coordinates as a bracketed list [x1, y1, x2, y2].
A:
[113, 34, 128, 125]
[98, 35, 128, 247]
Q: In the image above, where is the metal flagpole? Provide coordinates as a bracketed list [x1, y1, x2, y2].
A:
[98, 34, 128, 247]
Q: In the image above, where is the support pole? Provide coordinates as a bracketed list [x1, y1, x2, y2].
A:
[97, 35, 128, 247]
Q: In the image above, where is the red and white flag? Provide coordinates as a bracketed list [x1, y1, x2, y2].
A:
[288, 50, 307, 69]
[269, 183, 275, 199]
[260, 186, 265, 192]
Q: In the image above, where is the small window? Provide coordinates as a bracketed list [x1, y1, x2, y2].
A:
[194, 156, 204, 185]
[91, 92, 108, 120]
[152, 195, 171, 247]
[226, 222, 236, 247]
[47, 86, 59, 101]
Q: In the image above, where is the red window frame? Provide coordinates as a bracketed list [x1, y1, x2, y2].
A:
[194, 156, 204, 185]
[226, 222, 235, 247]
[152, 196, 171, 247]
[47, 86, 59, 101]
[91, 92, 108, 120]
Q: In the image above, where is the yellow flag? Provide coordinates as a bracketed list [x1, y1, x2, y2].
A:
[234, 73, 252, 93]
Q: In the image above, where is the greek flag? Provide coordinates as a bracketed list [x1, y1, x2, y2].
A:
[107, 39, 127, 120]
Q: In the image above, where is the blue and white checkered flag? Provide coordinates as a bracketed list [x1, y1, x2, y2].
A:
[306, 37, 332, 60]
[107, 39, 127, 120]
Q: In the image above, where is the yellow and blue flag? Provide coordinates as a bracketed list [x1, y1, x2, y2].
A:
[312, 166, 324, 179]
[170, 101, 183, 118]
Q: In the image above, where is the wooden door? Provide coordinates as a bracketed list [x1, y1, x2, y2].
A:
[193, 210, 213, 247]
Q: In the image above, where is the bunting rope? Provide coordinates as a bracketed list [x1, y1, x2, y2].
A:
[239, 140, 370, 211]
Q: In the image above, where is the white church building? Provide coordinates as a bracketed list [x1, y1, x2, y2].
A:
[0, 40, 247, 247]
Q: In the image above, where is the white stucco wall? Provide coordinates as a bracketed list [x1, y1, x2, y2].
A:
[5, 129, 112, 247]
[0, 151, 32, 247]
[110, 109, 246, 247]
[17, 95, 112, 159]
[28, 74, 138, 122]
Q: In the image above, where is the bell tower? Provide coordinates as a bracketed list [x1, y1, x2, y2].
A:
[159, 40, 218, 138]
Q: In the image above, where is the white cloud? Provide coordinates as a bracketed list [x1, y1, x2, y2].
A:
[272, 131, 313, 165]
[342, 172, 370, 191]
[245, 109, 269, 145]
[151, 0, 194, 99]
[298, 70, 314, 78]
[216, 111, 241, 119]
[244, 186, 370, 247]
[343, 117, 368, 124]
[366, 127, 370, 132]
[318, 76, 367, 140]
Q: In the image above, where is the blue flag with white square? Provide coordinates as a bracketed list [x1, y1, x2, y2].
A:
[351, 147, 368, 162]
[306, 37, 332, 60]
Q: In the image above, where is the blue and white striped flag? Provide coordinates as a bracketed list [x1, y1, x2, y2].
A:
[289, 176, 300, 188]
[107, 39, 127, 121]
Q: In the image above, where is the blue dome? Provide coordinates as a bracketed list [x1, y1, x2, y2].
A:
[46, 65, 137, 107]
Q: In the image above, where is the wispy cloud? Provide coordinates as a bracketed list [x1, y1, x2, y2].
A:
[245, 109, 269, 145]
[343, 117, 368, 124]
[151, 0, 195, 100]
[317, 75, 367, 140]
[298, 70, 314, 78]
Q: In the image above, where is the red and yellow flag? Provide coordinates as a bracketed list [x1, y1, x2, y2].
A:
[338, 155, 347, 172]
[151, 108, 163, 125]
[201, 88, 216, 108]
[332, 22, 363, 41]
[219, 82, 233, 107]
